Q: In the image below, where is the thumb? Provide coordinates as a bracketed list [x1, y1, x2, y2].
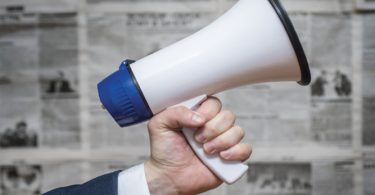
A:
[148, 106, 206, 133]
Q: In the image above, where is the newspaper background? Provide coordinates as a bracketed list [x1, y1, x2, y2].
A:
[0, 0, 373, 194]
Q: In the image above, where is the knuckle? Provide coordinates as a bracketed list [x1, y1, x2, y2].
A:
[204, 111, 216, 121]
[236, 126, 245, 139]
[231, 144, 252, 161]
[209, 121, 222, 132]
[175, 106, 188, 115]
[175, 106, 192, 120]
[215, 137, 228, 148]
[243, 150, 251, 160]
[222, 110, 235, 121]
[210, 96, 222, 109]
[243, 144, 252, 158]
[204, 124, 216, 137]
[236, 149, 247, 160]
[213, 124, 225, 134]
[204, 146, 211, 154]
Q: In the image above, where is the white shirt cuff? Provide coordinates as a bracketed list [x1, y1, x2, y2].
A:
[118, 163, 150, 195]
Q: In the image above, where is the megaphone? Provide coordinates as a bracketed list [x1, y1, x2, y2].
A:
[98, 0, 311, 184]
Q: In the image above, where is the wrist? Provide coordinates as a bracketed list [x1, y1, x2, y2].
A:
[145, 160, 178, 195]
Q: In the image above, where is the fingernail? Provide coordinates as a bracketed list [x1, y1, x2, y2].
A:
[192, 114, 204, 123]
[204, 142, 217, 154]
[221, 150, 232, 159]
[195, 133, 206, 143]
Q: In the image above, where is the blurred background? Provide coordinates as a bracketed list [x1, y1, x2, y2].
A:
[0, 0, 374, 194]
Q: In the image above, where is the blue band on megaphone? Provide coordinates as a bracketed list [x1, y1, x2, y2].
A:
[97, 60, 153, 127]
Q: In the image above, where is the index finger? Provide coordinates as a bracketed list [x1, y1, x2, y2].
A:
[195, 96, 222, 121]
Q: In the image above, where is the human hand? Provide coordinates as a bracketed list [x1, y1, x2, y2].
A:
[145, 97, 252, 195]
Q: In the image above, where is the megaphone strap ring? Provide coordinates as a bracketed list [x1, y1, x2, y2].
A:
[268, 0, 311, 86]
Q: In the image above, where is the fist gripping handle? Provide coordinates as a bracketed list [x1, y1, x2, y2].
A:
[178, 95, 249, 184]
[98, 62, 248, 184]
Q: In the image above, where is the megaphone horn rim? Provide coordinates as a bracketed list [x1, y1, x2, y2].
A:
[269, 0, 311, 86]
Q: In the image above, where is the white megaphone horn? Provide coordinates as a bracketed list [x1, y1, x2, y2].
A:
[98, 0, 311, 184]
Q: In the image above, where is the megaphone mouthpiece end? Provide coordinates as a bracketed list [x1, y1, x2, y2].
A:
[97, 60, 153, 127]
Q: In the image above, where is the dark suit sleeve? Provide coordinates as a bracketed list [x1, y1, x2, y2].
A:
[43, 170, 122, 195]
